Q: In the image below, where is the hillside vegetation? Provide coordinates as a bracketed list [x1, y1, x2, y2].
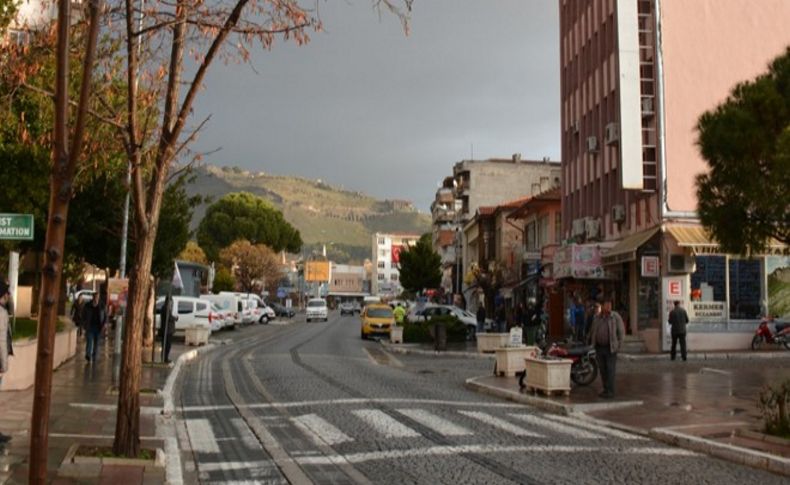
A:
[185, 165, 431, 261]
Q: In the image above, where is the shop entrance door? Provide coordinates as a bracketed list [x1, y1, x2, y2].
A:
[549, 291, 564, 339]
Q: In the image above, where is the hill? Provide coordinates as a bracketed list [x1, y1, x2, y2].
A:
[185, 165, 431, 262]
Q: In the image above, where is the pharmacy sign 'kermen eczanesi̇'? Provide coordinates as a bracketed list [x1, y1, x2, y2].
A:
[0, 213, 34, 241]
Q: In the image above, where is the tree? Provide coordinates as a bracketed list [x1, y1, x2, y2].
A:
[398, 233, 441, 294]
[178, 241, 208, 265]
[197, 192, 302, 261]
[696, 47, 790, 255]
[212, 267, 236, 292]
[219, 239, 281, 293]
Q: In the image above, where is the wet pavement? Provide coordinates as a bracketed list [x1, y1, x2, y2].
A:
[0, 333, 180, 484]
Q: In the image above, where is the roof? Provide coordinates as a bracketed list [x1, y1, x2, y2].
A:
[507, 187, 562, 220]
[602, 227, 660, 265]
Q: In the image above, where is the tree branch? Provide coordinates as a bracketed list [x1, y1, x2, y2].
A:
[21, 82, 125, 130]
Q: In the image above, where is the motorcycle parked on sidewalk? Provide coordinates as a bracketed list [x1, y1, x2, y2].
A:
[751, 317, 790, 350]
[518, 341, 598, 389]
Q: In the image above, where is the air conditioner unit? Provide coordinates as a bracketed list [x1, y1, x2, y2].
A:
[612, 204, 626, 223]
[585, 217, 601, 241]
[605, 122, 620, 145]
[668, 254, 696, 274]
[641, 97, 654, 118]
[570, 120, 580, 134]
[587, 136, 599, 153]
[571, 218, 586, 238]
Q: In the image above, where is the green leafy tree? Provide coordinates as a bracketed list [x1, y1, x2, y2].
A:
[211, 267, 236, 293]
[398, 233, 441, 294]
[696, 47, 790, 255]
[197, 192, 302, 261]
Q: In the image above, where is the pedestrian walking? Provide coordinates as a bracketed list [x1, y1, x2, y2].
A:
[587, 298, 625, 399]
[81, 293, 106, 362]
[476, 304, 486, 333]
[159, 294, 178, 363]
[495, 303, 506, 333]
[668, 300, 689, 361]
[0, 281, 13, 444]
[572, 297, 586, 343]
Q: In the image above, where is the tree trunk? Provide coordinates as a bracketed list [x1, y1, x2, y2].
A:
[112, 228, 154, 457]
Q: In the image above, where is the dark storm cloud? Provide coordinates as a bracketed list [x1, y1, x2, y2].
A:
[191, 0, 559, 210]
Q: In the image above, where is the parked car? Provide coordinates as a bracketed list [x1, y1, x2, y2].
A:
[306, 298, 328, 322]
[268, 301, 295, 318]
[408, 304, 479, 341]
[218, 291, 257, 324]
[360, 304, 394, 339]
[154, 296, 214, 337]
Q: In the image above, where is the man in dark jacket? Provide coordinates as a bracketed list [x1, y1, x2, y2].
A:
[81, 293, 105, 362]
[588, 298, 625, 399]
[476, 304, 486, 333]
[159, 295, 178, 363]
[668, 300, 689, 361]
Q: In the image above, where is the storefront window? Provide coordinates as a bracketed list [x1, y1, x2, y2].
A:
[767, 256, 790, 318]
[690, 256, 726, 302]
[728, 258, 762, 319]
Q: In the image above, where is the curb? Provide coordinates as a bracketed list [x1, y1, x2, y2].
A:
[464, 376, 644, 415]
[650, 427, 790, 477]
[382, 343, 492, 359]
[161, 343, 217, 416]
[621, 351, 790, 361]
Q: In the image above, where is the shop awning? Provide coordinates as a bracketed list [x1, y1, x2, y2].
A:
[665, 224, 718, 252]
[602, 227, 660, 265]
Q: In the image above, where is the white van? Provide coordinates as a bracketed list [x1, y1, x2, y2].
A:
[155, 296, 219, 336]
[200, 294, 240, 329]
[306, 298, 328, 322]
[219, 292, 267, 324]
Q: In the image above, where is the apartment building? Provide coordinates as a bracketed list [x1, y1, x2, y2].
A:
[558, 0, 790, 351]
[371, 232, 421, 297]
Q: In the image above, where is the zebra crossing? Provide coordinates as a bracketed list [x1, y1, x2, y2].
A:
[186, 407, 641, 456]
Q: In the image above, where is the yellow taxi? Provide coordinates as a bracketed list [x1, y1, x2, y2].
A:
[360, 303, 395, 340]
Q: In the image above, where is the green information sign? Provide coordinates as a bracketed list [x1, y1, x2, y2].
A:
[0, 213, 34, 241]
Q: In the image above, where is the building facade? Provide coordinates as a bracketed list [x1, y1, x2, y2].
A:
[371, 232, 421, 297]
[558, 0, 790, 351]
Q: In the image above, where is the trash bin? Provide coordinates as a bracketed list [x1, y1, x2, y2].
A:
[433, 322, 447, 351]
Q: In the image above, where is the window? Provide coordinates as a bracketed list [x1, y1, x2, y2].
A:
[177, 301, 193, 314]
[555, 212, 562, 244]
[378, 237, 385, 245]
[390, 274, 399, 281]
[538, 215, 550, 247]
[526, 221, 537, 250]
[377, 261, 385, 269]
[691, 256, 726, 302]
[729, 258, 762, 319]
[377, 274, 385, 281]
[196, 302, 207, 312]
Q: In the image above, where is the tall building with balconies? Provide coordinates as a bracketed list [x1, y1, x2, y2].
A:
[558, 0, 790, 352]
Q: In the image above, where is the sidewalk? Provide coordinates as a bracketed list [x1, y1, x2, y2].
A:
[461, 352, 790, 476]
[0, 334, 185, 484]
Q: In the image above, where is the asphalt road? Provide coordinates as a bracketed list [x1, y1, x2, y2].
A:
[174, 311, 784, 484]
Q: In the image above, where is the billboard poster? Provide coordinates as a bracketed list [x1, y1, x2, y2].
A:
[391, 245, 403, 264]
[305, 261, 331, 282]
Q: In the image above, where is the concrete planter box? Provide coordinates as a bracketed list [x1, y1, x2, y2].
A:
[184, 325, 210, 346]
[390, 326, 403, 344]
[523, 356, 572, 396]
[494, 346, 541, 377]
[59, 444, 165, 479]
[476, 333, 509, 353]
[1, 325, 78, 391]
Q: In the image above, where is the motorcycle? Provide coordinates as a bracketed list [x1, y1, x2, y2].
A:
[518, 341, 598, 389]
[751, 317, 790, 350]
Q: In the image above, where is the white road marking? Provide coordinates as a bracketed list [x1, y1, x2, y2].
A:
[198, 460, 278, 472]
[458, 411, 543, 437]
[181, 398, 528, 412]
[352, 409, 421, 438]
[230, 418, 264, 450]
[164, 436, 183, 485]
[397, 408, 473, 436]
[293, 444, 697, 465]
[546, 415, 646, 441]
[508, 414, 604, 439]
[185, 419, 221, 453]
[292, 414, 354, 445]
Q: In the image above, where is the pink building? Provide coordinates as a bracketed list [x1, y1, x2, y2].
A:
[559, 0, 790, 351]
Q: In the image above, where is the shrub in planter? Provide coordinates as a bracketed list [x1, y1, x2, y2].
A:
[758, 378, 790, 439]
[401, 316, 467, 343]
[402, 320, 431, 343]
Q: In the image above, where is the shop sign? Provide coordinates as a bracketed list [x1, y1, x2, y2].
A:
[553, 244, 611, 279]
[0, 213, 34, 241]
[691, 301, 726, 321]
[641, 256, 659, 278]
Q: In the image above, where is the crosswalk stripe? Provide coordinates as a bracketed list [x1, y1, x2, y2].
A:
[458, 411, 543, 437]
[508, 414, 604, 439]
[396, 409, 473, 436]
[292, 414, 355, 445]
[186, 419, 221, 453]
[352, 409, 421, 438]
[545, 415, 645, 440]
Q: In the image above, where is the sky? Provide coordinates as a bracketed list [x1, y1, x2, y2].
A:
[191, 1, 560, 211]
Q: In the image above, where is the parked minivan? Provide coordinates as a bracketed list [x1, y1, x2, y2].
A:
[155, 296, 217, 336]
[200, 294, 240, 329]
[218, 292, 256, 324]
[220, 292, 274, 324]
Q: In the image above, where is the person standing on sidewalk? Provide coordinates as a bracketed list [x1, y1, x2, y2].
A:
[81, 293, 106, 362]
[159, 294, 178, 363]
[476, 304, 486, 333]
[588, 298, 625, 399]
[0, 282, 12, 444]
[668, 300, 689, 361]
